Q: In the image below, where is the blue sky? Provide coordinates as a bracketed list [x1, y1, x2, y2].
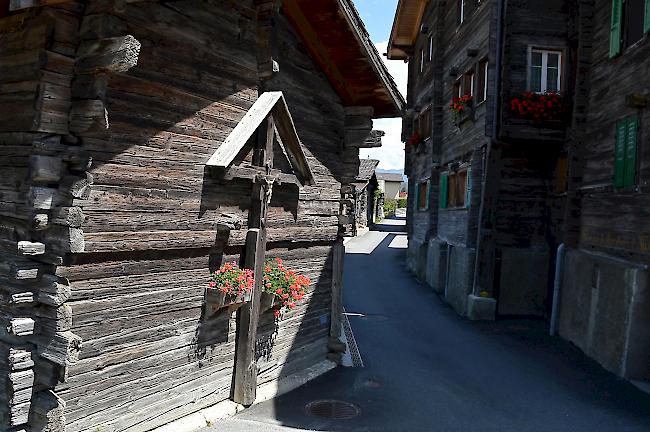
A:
[353, 0, 408, 172]
[354, 0, 397, 41]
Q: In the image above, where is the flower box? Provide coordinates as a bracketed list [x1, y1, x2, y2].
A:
[207, 261, 254, 312]
[508, 92, 569, 126]
[206, 287, 252, 310]
[450, 95, 474, 125]
[260, 292, 276, 311]
[263, 258, 310, 319]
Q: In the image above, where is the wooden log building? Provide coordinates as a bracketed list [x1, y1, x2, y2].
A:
[390, 0, 649, 383]
[352, 158, 379, 233]
[0, 0, 403, 431]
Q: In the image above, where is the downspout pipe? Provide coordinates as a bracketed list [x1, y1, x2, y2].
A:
[472, 0, 505, 295]
[550, 243, 566, 336]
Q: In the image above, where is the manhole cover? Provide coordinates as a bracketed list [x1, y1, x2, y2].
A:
[305, 400, 360, 420]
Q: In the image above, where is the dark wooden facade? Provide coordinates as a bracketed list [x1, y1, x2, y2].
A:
[390, 0, 650, 381]
[353, 158, 379, 232]
[0, 1, 402, 431]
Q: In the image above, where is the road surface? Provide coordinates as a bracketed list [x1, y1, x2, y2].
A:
[205, 216, 650, 431]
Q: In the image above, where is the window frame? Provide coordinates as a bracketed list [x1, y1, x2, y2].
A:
[527, 47, 563, 94]
[441, 167, 471, 209]
[614, 114, 640, 189]
[477, 59, 488, 104]
[623, 0, 647, 49]
[417, 180, 431, 211]
[464, 71, 475, 97]
[458, 0, 466, 25]
[418, 107, 432, 140]
[453, 79, 462, 100]
[420, 49, 425, 74]
[428, 34, 434, 62]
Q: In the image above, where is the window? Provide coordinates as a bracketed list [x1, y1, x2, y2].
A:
[428, 34, 434, 62]
[611, 0, 650, 57]
[1, 0, 9, 18]
[529, 49, 562, 93]
[477, 60, 488, 103]
[555, 153, 568, 194]
[458, 0, 466, 25]
[420, 49, 424, 73]
[418, 108, 432, 139]
[453, 79, 462, 99]
[440, 168, 471, 209]
[463, 71, 475, 97]
[614, 115, 639, 188]
[416, 180, 430, 211]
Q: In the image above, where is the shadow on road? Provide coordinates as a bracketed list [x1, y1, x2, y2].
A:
[214, 215, 650, 432]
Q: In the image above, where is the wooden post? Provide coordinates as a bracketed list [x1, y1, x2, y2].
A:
[329, 237, 345, 340]
[232, 117, 274, 405]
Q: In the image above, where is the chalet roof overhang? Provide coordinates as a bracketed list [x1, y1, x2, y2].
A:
[283, 0, 405, 118]
[387, 0, 429, 60]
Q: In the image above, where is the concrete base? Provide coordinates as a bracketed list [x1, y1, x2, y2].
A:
[498, 247, 549, 316]
[467, 295, 497, 321]
[150, 360, 337, 432]
[558, 249, 650, 380]
[445, 246, 476, 317]
[426, 239, 447, 294]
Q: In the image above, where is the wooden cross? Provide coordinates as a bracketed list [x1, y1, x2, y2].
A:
[206, 92, 313, 406]
[232, 117, 274, 405]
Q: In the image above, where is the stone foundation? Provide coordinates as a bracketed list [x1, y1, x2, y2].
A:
[558, 249, 650, 380]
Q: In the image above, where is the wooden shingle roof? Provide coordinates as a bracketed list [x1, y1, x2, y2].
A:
[356, 159, 380, 182]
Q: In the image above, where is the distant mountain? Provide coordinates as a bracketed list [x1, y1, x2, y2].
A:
[376, 168, 403, 175]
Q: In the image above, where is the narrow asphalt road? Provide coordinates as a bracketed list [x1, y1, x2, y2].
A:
[207, 216, 650, 432]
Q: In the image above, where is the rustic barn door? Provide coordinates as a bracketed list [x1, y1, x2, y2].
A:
[206, 92, 313, 405]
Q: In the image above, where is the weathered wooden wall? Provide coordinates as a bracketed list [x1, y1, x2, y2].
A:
[575, 0, 650, 260]
[0, 2, 84, 430]
[0, 0, 367, 430]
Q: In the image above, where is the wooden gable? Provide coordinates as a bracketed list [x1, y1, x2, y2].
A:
[206, 91, 314, 186]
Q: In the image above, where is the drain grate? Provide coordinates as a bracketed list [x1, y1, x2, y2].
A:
[305, 400, 360, 420]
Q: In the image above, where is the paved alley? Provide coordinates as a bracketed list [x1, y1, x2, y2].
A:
[206, 217, 650, 432]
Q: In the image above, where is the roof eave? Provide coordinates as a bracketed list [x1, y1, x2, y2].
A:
[387, 0, 429, 62]
[337, 0, 405, 116]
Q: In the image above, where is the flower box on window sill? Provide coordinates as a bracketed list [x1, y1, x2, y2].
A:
[450, 95, 475, 127]
[505, 117, 567, 130]
[507, 92, 569, 129]
[454, 107, 475, 126]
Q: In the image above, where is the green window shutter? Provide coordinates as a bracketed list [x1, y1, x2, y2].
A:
[425, 180, 431, 211]
[624, 115, 639, 187]
[465, 167, 472, 208]
[614, 119, 627, 188]
[440, 175, 449, 209]
[610, 0, 623, 58]
[645, 0, 650, 33]
[414, 182, 420, 211]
